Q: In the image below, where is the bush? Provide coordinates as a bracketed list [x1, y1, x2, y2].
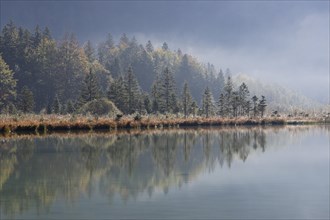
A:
[79, 98, 122, 116]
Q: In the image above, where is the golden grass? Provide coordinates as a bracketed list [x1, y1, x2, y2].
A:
[0, 114, 326, 134]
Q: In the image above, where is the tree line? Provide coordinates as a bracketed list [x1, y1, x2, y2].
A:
[0, 21, 267, 118]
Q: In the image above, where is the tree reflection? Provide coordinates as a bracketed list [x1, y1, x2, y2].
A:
[0, 127, 298, 218]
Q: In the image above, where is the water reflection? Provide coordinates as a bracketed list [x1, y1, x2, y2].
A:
[0, 126, 328, 218]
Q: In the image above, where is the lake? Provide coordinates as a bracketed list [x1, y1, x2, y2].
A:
[0, 126, 329, 219]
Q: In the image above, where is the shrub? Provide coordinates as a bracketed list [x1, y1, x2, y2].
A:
[79, 98, 122, 116]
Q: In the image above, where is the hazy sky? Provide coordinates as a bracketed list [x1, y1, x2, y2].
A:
[1, 1, 329, 103]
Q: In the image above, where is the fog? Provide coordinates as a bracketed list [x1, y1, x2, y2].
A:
[1, 1, 329, 103]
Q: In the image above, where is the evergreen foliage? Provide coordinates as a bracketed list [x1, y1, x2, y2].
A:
[79, 68, 100, 106]
[79, 98, 121, 116]
[202, 87, 215, 118]
[18, 86, 35, 113]
[252, 95, 259, 118]
[181, 82, 193, 118]
[0, 21, 268, 117]
[52, 95, 61, 114]
[0, 55, 16, 110]
[124, 66, 142, 114]
[158, 67, 177, 113]
[258, 96, 267, 118]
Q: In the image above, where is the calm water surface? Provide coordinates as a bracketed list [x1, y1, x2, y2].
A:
[0, 126, 329, 219]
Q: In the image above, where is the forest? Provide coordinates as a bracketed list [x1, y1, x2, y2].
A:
[0, 21, 269, 119]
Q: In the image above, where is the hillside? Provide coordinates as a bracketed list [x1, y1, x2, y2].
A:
[234, 74, 326, 114]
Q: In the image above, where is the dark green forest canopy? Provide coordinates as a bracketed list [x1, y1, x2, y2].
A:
[0, 22, 267, 117]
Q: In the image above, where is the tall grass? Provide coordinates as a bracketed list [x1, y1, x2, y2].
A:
[0, 113, 326, 134]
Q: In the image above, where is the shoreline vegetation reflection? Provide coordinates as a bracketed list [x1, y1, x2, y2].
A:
[0, 126, 329, 218]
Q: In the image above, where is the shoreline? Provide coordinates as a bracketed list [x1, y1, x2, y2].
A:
[0, 114, 328, 134]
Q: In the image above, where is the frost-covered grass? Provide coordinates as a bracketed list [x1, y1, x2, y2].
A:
[0, 113, 327, 134]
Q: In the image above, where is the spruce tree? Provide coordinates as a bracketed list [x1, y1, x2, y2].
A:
[162, 42, 169, 51]
[0, 55, 16, 109]
[190, 101, 199, 117]
[52, 95, 61, 114]
[79, 68, 100, 106]
[252, 95, 259, 118]
[158, 67, 176, 113]
[143, 93, 152, 114]
[18, 86, 35, 113]
[218, 93, 225, 117]
[66, 100, 75, 114]
[231, 91, 240, 118]
[151, 82, 159, 113]
[238, 83, 250, 116]
[107, 76, 127, 112]
[146, 40, 154, 53]
[223, 75, 233, 117]
[258, 96, 267, 118]
[181, 82, 193, 118]
[84, 40, 95, 63]
[125, 66, 141, 114]
[202, 87, 215, 118]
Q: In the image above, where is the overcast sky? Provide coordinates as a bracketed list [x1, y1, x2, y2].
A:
[1, 1, 329, 103]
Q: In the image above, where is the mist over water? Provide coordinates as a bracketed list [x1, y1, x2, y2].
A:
[0, 126, 329, 219]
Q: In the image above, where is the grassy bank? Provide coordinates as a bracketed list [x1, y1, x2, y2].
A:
[0, 114, 328, 134]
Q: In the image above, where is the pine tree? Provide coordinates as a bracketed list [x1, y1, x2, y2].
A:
[217, 93, 225, 117]
[231, 91, 240, 118]
[18, 86, 35, 113]
[190, 101, 199, 117]
[52, 95, 61, 114]
[202, 87, 215, 118]
[146, 40, 154, 53]
[151, 82, 159, 113]
[158, 67, 176, 113]
[258, 96, 267, 118]
[79, 68, 100, 106]
[181, 82, 193, 118]
[238, 83, 250, 116]
[84, 40, 95, 63]
[107, 76, 127, 112]
[125, 66, 141, 114]
[223, 75, 233, 117]
[0, 55, 16, 109]
[162, 42, 169, 51]
[66, 100, 75, 114]
[98, 33, 114, 65]
[143, 93, 152, 114]
[252, 95, 259, 118]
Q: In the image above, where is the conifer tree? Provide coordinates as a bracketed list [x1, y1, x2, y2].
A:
[252, 95, 259, 118]
[202, 87, 215, 118]
[18, 86, 35, 113]
[181, 82, 193, 118]
[146, 40, 154, 53]
[143, 93, 152, 114]
[158, 67, 176, 113]
[84, 40, 95, 63]
[190, 101, 199, 117]
[238, 83, 250, 116]
[66, 100, 75, 114]
[108, 76, 127, 112]
[151, 82, 159, 113]
[52, 95, 61, 114]
[0, 55, 16, 109]
[79, 68, 100, 106]
[218, 93, 225, 117]
[258, 96, 267, 117]
[231, 91, 240, 118]
[125, 66, 141, 114]
[162, 42, 169, 51]
[223, 75, 233, 117]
